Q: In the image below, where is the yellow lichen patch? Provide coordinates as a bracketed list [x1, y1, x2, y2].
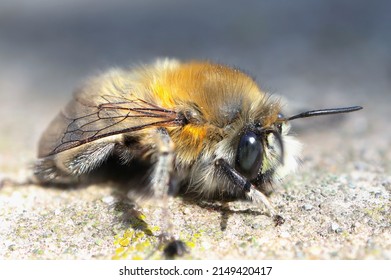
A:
[112, 228, 157, 260]
[118, 236, 130, 247]
[179, 230, 203, 251]
[112, 211, 161, 260]
[112, 206, 204, 259]
[112, 226, 204, 259]
[115, 246, 125, 255]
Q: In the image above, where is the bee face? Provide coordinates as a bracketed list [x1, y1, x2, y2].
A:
[187, 105, 300, 199]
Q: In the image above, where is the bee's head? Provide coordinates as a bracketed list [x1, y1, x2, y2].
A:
[235, 106, 362, 187]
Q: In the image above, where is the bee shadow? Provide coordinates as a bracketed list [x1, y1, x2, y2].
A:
[184, 199, 267, 232]
[79, 157, 159, 233]
[82, 159, 272, 233]
[22, 155, 271, 235]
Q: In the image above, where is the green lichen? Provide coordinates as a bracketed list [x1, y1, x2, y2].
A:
[364, 205, 387, 222]
[112, 212, 203, 259]
[32, 248, 44, 255]
[179, 230, 203, 251]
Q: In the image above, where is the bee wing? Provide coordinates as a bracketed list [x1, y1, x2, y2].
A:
[38, 93, 180, 157]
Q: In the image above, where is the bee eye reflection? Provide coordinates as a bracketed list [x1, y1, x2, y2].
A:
[235, 131, 263, 180]
[276, 113, 284, 133]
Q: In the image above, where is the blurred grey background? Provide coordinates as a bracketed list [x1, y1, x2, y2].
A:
[0, 0, 390, 159]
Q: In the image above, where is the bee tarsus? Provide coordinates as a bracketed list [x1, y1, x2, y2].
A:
[163, 239, 188, 258]
[273, 214, 285, 226]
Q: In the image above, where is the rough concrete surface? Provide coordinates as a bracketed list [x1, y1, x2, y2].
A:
[0, 0, 390, 259]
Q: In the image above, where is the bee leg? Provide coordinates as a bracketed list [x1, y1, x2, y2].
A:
[150, 128, 187, 257]
[163, 239, 188, 258]
[215, 158, 284, 224]
[34, 142, 115, 184]
[33, 156, 78, 185]
[150, 128, 175, 198]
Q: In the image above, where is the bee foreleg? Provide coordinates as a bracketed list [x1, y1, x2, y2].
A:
[150, 128, 175, 198]
[215, 158, 278, 218]
[149, 128, 187, 257]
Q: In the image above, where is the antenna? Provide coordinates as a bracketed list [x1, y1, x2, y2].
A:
[287, 106, 363, 121]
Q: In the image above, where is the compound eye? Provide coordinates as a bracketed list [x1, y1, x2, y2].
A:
[235, 131, 263, 180]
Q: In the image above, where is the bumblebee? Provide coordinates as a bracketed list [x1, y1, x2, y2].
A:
[34, 59, 362, 254]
